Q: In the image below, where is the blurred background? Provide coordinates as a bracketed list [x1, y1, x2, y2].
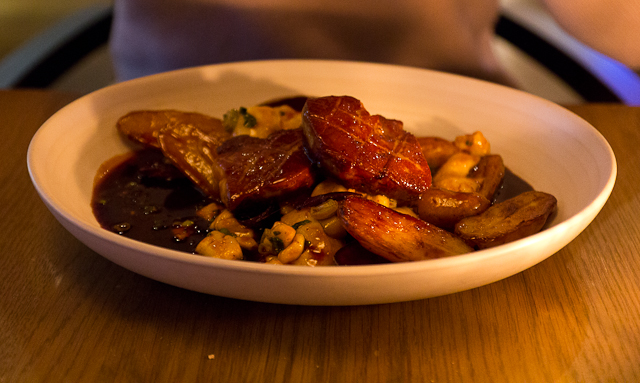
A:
[1, 0, 638, 104]
[0, 0, 115, 93]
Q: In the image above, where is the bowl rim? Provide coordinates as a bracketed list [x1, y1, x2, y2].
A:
[26, 59, 618, 286]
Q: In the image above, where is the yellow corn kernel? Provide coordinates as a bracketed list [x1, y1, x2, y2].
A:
[319, 215, 348, 239]
[212, 209, 257, 250]
[393, 206, 419, 218]
[196, 231, 243, 260]
[235, 235, 258, 250]
[278, 233, 306, 264]
[435, 177, 481, 193]
[271, 221, 297, 247]
[454, 131, 491, 156]
[196, 202, 224, 221]
[265, 256, 283, 265]
[310, 199, 339, 220]
[434, 152, 481, 180]
[311, 179, 348, 196]
[370, 194, 395, 208]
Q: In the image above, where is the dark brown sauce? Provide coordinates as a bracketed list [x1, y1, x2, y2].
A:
[92, 148, 214, 253]
[261, 95, 309, 111]
[92, 149, 534, 255]
[493, 168, 534, 204]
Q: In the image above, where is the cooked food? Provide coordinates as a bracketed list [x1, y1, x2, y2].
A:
[117, 110, 230, 196]
[454, 191, 558, 249]
[117, 110, 227, 149]
[339, 195, 473, 261]
[222, 104, 302, 138]
[258, 206, 344, 266]
[416, 153, 506, 230]
[92, 95, 557, 266]
[470, 154, 506, 201]
[158, 117, 229, 197]
[417, 188, 491, 231]
[92, 148, 213, 253]
[415, 136, 461, 170]
[216, 129, 317, 214]
[302, 96, 431, 202]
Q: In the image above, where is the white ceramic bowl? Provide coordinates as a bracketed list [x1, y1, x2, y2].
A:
[27, 60, 616, 305]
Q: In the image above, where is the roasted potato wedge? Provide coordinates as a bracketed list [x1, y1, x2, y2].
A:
[426, 154, 504, 225]
[117, 110, 225, 148]
[454, 191, 557, 249]
[416, 136, 461, 170]
[469, 154, 505, 201]
[417, 188, 491, 230]
[158, 120, 229, 198]
[339, 195, 473, 262]
[116, 110, 231, 198]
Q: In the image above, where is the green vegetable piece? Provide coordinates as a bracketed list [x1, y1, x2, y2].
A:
[239, 107, 257, 128]
[218, 228, 236, 237]
[222, 109, 240, 132]
[269, 236, 285, 253]
[292, 220, 312, 230]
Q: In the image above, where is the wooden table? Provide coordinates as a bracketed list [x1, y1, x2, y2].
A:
[2, 89, 639, 382]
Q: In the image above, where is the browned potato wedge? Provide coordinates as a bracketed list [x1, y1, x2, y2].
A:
[117, 110, 231, 198]
[469, 154, 505, 201]
[339, 195, 473, 262]
[454, 191, 557, 249]
[116, 110, 225, 148]
[158, 120, 229, 198]
[417, 188, 491, 230]
[416, 136, 461, 170]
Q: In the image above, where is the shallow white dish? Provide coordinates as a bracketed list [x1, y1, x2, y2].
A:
[28, 60, 616, 305]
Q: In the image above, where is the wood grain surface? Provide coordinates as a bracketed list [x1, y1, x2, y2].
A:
[1, 90, 639, 382]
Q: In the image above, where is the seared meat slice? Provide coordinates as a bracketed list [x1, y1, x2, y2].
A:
[302, 96, 431, 202]
[216, 129, 317, 213]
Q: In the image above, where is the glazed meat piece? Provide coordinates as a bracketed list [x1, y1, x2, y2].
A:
[302, 96, 431, 202]
[216, 129, 317, 214]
